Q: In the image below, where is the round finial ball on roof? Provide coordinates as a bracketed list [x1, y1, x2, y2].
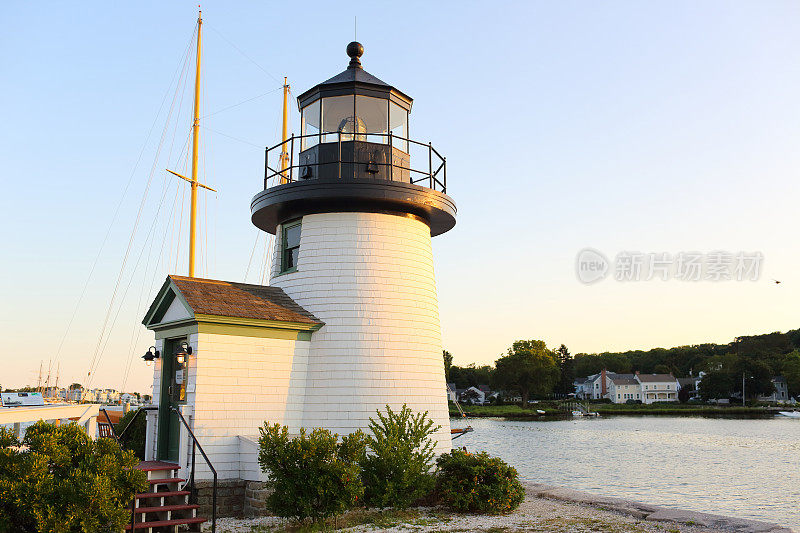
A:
[347, 41, 364, 59]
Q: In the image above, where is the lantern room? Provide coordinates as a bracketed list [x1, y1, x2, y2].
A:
[296, 41, 412, 181]
[251, 42, 456, 237]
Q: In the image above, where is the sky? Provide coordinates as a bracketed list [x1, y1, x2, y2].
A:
[1, 1, 799, 392]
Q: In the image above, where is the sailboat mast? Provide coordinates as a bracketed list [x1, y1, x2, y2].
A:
[188, 10, 203, 277]
[280, 77, 290, 183]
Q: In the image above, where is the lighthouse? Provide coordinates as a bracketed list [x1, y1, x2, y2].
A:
[251, 42, 456, 452]
[141, 41, 455, 517]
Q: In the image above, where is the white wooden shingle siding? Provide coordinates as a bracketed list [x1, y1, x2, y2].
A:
[270, 212, 452, 454]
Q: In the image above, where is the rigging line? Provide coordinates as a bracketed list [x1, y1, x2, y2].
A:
[204, 170, 209, 276]
[120, 175, 180, 391]
[84, 25, 198, 388]
[200, 125, 263, 148]
[85, 34, 196, 385]
[213, 191, 219, 275]
[175, 182, 187, 273]
[50, 25, 195, 377]
[206, 23, 282, 83]
[201, 87, 282, 119]
[120, 132, 192, 391]
[103, 131, 193, 388]
[172, 136, 192, 275]
[244, 230, 261, 282]
[202, 74, 210, 277]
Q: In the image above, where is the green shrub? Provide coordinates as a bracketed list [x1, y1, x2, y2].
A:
[115, 408, 146, 460]
[436, 450, 524, 514]
[258, 423, 366, 522]
[0, 420, 148, 532]
[361, 404, 440, 508]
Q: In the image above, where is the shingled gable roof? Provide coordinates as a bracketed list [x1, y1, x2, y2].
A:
[636, 373, 676, 383]
[143, 275, 322, 327]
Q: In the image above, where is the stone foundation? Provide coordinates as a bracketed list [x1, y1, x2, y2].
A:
[244, 480, 274, 517]
[195, 479, 246, 518]
[193, 479, 273, 518]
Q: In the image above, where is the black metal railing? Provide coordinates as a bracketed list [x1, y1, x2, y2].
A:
[111, 406, 157, 531]
[172, 406, 217, 532]
[98, 408, 120, 440]
[263, 131, 446, 193]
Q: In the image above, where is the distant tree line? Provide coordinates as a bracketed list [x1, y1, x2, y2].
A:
[445, 328, 800, 402]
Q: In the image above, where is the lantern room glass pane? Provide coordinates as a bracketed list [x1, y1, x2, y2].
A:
[322, 95, 355, 142]
[389, 102, 408, 152]
[355, 96, 388, 144]
[301, 100, 320, 151]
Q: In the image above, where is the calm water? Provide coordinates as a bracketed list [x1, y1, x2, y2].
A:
[455, 416, 800, 529]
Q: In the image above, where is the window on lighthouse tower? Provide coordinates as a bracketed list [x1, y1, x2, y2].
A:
[281, 220, 301, 273]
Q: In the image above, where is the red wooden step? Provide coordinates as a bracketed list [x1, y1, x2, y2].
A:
[148, 477, 185, 485]
[135, 503, 199, 514]
[135, 490, 191, 500]
[125, 517, 206, 530]
[136, 460, 180, 472]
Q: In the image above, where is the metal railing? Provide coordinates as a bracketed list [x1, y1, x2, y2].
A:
[98, 408, 119, 440]
[263, 131, 447, 193]
[172, 406, 217, 532]
[109, 406, 157, 531]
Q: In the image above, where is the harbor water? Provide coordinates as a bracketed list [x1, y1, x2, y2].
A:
[456, 415, 800, 529]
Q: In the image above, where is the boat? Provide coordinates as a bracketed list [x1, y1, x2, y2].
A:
[777, 410, 800, 418]
[536, 409, 546, 415]
[447, 384, 474, 439]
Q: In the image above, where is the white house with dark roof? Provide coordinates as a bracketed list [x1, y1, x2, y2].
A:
[635, 372, 679, 404]
[609, 376, 641, 403]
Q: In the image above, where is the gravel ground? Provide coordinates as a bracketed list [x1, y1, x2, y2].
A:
[202, 495, 722, 532]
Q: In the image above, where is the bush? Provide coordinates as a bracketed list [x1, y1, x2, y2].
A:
[361, 404, 440, 508]
[436, 450, 524, 514]
[0, 421, 148, 532]
[258, 423, 366, 522]
[115, 408, 146, 460]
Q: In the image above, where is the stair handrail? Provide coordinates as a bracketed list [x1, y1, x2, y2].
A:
[171, 406, 216, 533]
[98, 408, 120, 442]
[116, 405, 158, 442]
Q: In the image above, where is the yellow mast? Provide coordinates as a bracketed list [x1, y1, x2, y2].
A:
[280, 77, 291, 183]
[166, 10, 215, 277]
[188, 10, 203, 278]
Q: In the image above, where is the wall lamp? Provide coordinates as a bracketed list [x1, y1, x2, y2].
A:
[176, 341, 193, 364]
[142, 346, 160, 366]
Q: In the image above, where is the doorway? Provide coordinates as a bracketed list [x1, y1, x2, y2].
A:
[157, 337, 188, 462]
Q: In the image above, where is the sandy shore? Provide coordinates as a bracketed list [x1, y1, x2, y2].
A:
[202, 483, 793, 533]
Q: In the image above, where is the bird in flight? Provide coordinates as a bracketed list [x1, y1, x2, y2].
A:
[771, 279, 782, 285]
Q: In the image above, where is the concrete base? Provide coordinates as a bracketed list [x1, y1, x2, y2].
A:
[524, 483, 793, 533]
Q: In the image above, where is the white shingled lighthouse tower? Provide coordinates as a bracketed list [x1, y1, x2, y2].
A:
[251, 41, 457, 452]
